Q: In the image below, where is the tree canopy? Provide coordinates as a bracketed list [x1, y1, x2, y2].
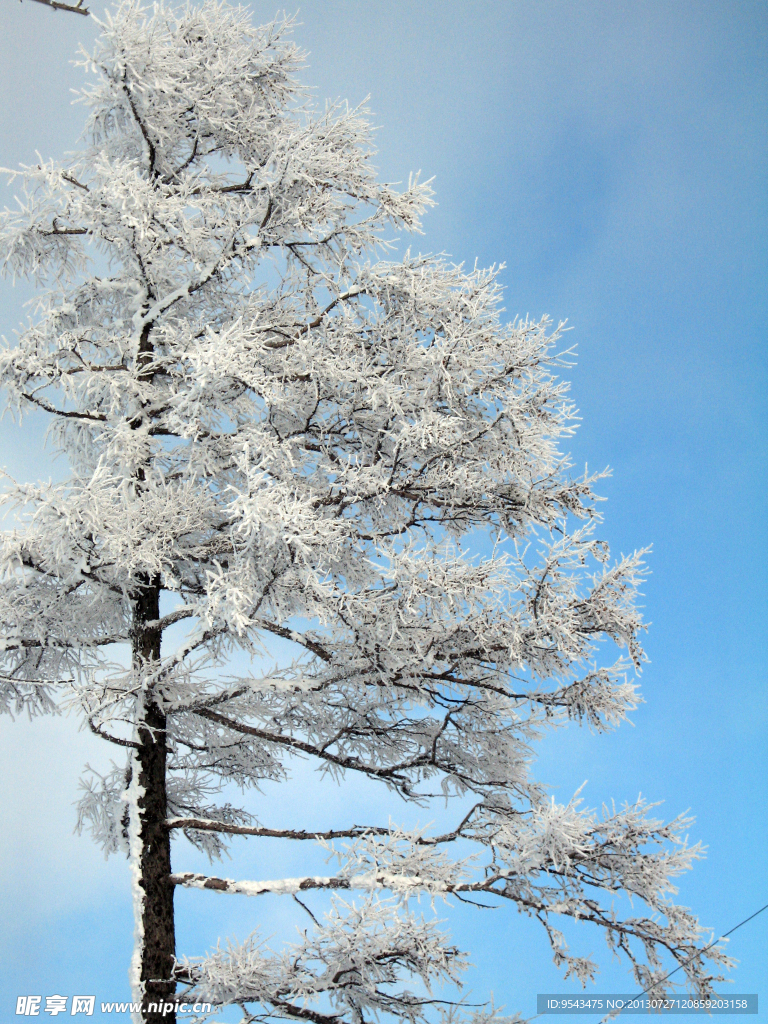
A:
[0, 3, 730, 1022]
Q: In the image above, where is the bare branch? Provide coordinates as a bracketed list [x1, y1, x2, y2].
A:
[22, 0, 89, 15]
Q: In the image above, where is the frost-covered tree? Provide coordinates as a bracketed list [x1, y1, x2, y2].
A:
[0, 4, 731, 1024]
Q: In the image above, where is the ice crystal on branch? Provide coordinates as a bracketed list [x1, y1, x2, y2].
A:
[0, 2, 730, 1022]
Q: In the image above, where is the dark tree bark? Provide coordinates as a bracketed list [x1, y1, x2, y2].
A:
[22, 0, 90, 14]
[133, 575, 176, 1024]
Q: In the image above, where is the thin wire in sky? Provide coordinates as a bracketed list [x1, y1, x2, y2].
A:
[631, 900, 768, 1001]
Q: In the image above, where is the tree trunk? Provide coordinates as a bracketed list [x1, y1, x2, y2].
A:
[132, 576, 176, 1024]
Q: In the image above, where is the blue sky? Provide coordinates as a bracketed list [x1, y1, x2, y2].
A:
[0, 1, 765, 1020]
